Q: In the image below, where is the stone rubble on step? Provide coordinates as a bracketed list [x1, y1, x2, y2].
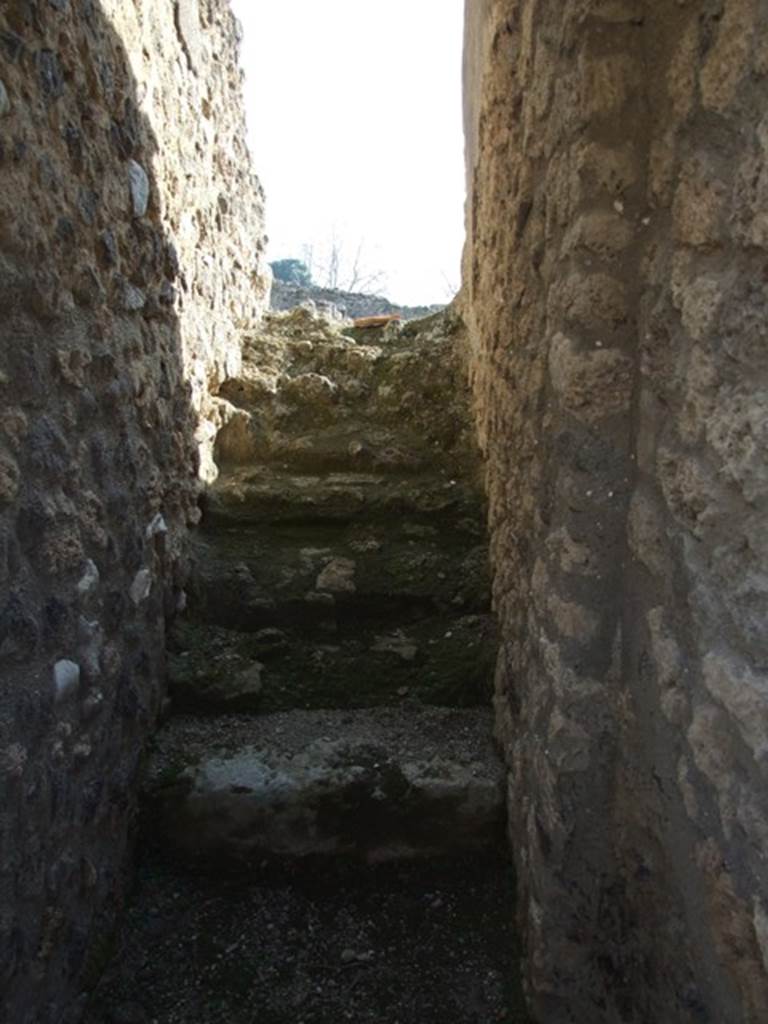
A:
[152, 305, 506, 871]
[165, 306, 497, 715]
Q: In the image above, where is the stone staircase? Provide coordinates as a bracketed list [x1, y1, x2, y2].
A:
[83, 309, 529, 1024]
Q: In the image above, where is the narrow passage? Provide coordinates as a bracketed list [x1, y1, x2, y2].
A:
[85, 308, 530, 1024]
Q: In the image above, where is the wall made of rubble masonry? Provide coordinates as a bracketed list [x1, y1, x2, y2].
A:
[462, 1, 768, 1022]
[0, 2, 268, 1021]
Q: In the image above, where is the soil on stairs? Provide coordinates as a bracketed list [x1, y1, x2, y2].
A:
[83, 308, 531, 1024]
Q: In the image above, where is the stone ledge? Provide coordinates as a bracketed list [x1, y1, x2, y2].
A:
[145, 706, 506, 865]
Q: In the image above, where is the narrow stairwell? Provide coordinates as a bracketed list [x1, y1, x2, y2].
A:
[84, 308, 530, 1024]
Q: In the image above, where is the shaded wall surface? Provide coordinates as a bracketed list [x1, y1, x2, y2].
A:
[462, 1, 768, 1022]
[0, 2, 267, 1021]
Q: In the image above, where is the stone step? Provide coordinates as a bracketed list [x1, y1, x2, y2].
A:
[143, 706, 506, 866]
[216, 416, 466, 477]
[202, 468, 484, 527]
[186, 520, 490, 632]
[167, 613, 497, 713]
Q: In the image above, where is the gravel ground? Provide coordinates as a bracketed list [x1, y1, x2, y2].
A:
[83, 850, 531, 1024]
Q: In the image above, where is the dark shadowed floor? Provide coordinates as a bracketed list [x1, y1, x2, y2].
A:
[83, 851, 530, 1024]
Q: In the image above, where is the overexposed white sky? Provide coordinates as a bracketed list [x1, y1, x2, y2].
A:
[229, 0, 465, 305]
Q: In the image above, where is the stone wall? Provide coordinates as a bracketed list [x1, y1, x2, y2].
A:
[461, 2, 768, 1022]
[0, 2, 268, 1021]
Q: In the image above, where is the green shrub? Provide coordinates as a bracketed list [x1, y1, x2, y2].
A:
[270, 258, 312, 286]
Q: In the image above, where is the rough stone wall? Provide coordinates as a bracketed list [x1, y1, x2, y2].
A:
[462, 2, 768, 1022]
[0, 2, 267, 1021]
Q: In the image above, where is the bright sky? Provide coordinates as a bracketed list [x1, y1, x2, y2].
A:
[229, 0, 466, 306]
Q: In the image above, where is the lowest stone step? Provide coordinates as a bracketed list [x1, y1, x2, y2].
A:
[144, 706, 506, 865]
